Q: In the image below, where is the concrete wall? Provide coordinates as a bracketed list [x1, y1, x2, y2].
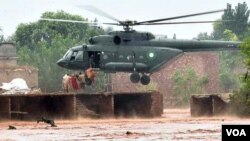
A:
[0, 43, 16, 57]
[0, 43, 17, 67]
[0, 67, 38, 88]
[0, 92, 163, 120]
[190, 94, 230, 117]
[0, 97, 10, 119]
[111, 53, 220, 106]
[0, 42, 38, 89]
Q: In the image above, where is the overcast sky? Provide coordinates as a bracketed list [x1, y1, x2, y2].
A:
[0, 0, 248, 39]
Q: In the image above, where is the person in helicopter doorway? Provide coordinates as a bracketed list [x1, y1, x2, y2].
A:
[89, 54, 95, 68]
[85, 55, 96, 85]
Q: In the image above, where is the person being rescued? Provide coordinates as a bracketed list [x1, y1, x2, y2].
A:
[84, 57, 97, 85]
[62, 68, 96, 93]
[62, 73, 82, 93]
[84, 67, 96, 85]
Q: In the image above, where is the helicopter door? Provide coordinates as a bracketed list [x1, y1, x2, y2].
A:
[88, 51, 101, 68]
[82, 50, 89, 69]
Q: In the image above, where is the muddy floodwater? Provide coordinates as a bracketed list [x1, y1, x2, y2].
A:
[0, 109, 249, 141]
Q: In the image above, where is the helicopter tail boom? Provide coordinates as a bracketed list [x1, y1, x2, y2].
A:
[148, 40, 241, 52]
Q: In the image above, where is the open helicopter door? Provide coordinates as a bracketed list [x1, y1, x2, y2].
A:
[81, 46, 90, 70]
[85, 50, 101, 69]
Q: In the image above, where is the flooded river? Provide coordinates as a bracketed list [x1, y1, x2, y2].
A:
[0, 109, 248, 141]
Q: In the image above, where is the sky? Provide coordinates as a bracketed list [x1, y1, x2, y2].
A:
[0, 0, 248, 39]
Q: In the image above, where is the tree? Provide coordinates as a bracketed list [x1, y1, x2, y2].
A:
[18, 35, 76, 92]
[211, 2, 249, 92]
[219, 30, 243, 92]
[212, 21, 225, 40]
[240, 37, 250, 74]
[232, 2, 249, 38]
[230, 37, 250, 116]
[16, 11, 105, 92]
[213, 2, 249, 40]
[15, 10, 104, 50]
[195, 32, 212, 40]
[171, 68, 209, 106]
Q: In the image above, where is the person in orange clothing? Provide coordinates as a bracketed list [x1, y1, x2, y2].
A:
[85, 67, 96, 85]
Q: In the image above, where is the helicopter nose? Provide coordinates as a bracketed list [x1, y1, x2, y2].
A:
[56, 58, 67, 68]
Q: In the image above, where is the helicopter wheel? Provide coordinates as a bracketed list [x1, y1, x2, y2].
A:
[130, 72, 140, 83]
[140, 75, 150, 85]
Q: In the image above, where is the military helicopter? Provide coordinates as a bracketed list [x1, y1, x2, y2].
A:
[44, 6, 241, 85]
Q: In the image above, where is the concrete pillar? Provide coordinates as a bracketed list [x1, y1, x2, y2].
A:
[99, 95, 113, 117]
[0, 97, 11, 119]
[190, 95, 213, 117]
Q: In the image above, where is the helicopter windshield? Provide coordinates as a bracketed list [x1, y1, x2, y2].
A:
[72, 51, 83, 61]
[63, 49, 72, 59]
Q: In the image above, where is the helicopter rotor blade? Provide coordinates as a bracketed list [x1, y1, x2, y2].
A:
[103, 23, 123, 26]
[39, 18, 123, 28]
[136, 9, 225, 24]
[139, 20, 231, 25]
[39, 18, 99, 25]
[39, 18, 101, 27]
[77, 5, 121, 23]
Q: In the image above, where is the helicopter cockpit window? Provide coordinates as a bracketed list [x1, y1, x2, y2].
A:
[63, 49, 72, 59]
[75, 51, 83, 61]
[70, 51, 78, 61]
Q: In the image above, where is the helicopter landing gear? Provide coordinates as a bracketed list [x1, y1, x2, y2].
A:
[130, 73, 151, 85]
[130, 72, 140, 83]
[140, 74, 150, 85]
[130, 52, 150, 85]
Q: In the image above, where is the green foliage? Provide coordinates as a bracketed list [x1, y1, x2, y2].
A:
[239, 37, 250, 88]
[218, 30, 243, 92]
[229, 37, 250, 116]
[171, 68, 209, 106]
[214, 2, 250, 116]
[240, 37, 250, 68]
[18, 35, 75, 92]
[219, 51, 242, 93]
[212, 21, 224, 39]
[213, 2, 249, 40]
[212, 8, 245, 92]
[195, 32, 213, 40]
[16, 11, 105, 92]
[15, 10, 104, 50]
[220, 72, 240, 92]
[222, 29, 239, 41]
[230, 87, 250, 116]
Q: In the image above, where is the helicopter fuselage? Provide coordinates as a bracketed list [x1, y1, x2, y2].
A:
[57, 43, 183, 73]
[57, 30, 241, 85]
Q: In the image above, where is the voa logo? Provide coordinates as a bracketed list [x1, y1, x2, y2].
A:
[226, 129, 246, 136]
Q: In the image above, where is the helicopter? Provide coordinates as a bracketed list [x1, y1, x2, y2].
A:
[43, 6, 241, 85]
